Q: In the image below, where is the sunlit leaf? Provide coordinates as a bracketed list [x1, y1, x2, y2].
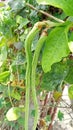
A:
[6, 107, 21, 121]
[68, 85, 73, 99]
[42, 26, 70, 73]
[0, 71, 10, 82]
[68, 41, 73, 53]
[11, 90, 21, 100]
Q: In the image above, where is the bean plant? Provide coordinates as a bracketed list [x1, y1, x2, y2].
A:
[0, 0, 73, 130]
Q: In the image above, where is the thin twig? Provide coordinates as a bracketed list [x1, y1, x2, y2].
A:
[65, 109, 73, 119]
[26, 3, 64, 23]
[40, 105, 71, 110]
[61, 98, 71, 108]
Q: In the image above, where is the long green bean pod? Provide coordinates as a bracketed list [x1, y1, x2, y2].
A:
[25, 21, 58, 130]
[25, 25, 40, 130]
[31, 30, 47, 130]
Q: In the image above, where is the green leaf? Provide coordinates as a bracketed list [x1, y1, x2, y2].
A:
[1, 46, 7, 60]
[18, 117, 24, 127]
[16, 15, 29, 29]
[58, 110, 64, 121]
[36, 0, 73, 16]
[11, 90, 21, 100]
[0, 84, 7, 92]
[8, 0, 25, 12]
[6, 107, 21, 121]
[42, 27, 69, 73]
[0, 98, 5, 109]
[0, 46, 7, 66]
[68, 85, 73, 99]
[65, 60, 73, 84]
[68, 32, 73, 53]
[69, 32, 73, 41]
[0, 36, 6, 47]
[41, 61, 69, 91]
[31, 109, 35, 117]
[0, 71, 10, 82]
[45, 115, 51, 122]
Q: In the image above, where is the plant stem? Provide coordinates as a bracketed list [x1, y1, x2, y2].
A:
[26, 3, 64, 23]
[31, 30, 47, 130]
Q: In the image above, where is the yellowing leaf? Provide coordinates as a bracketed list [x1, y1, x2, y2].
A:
[11, 79, 24, 88]
[7, 36, 17, 46]
[53, 91, 62, 101]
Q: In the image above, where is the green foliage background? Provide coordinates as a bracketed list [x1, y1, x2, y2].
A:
[0, 0, 73, 130]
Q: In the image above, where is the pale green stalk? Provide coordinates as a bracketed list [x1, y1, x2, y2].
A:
[31, 31, 47, 130]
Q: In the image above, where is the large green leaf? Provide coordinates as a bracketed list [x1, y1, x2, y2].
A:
[36, 0, 73, 16]
[41, 61, 69, 91]
[42, 26, 69, 73]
